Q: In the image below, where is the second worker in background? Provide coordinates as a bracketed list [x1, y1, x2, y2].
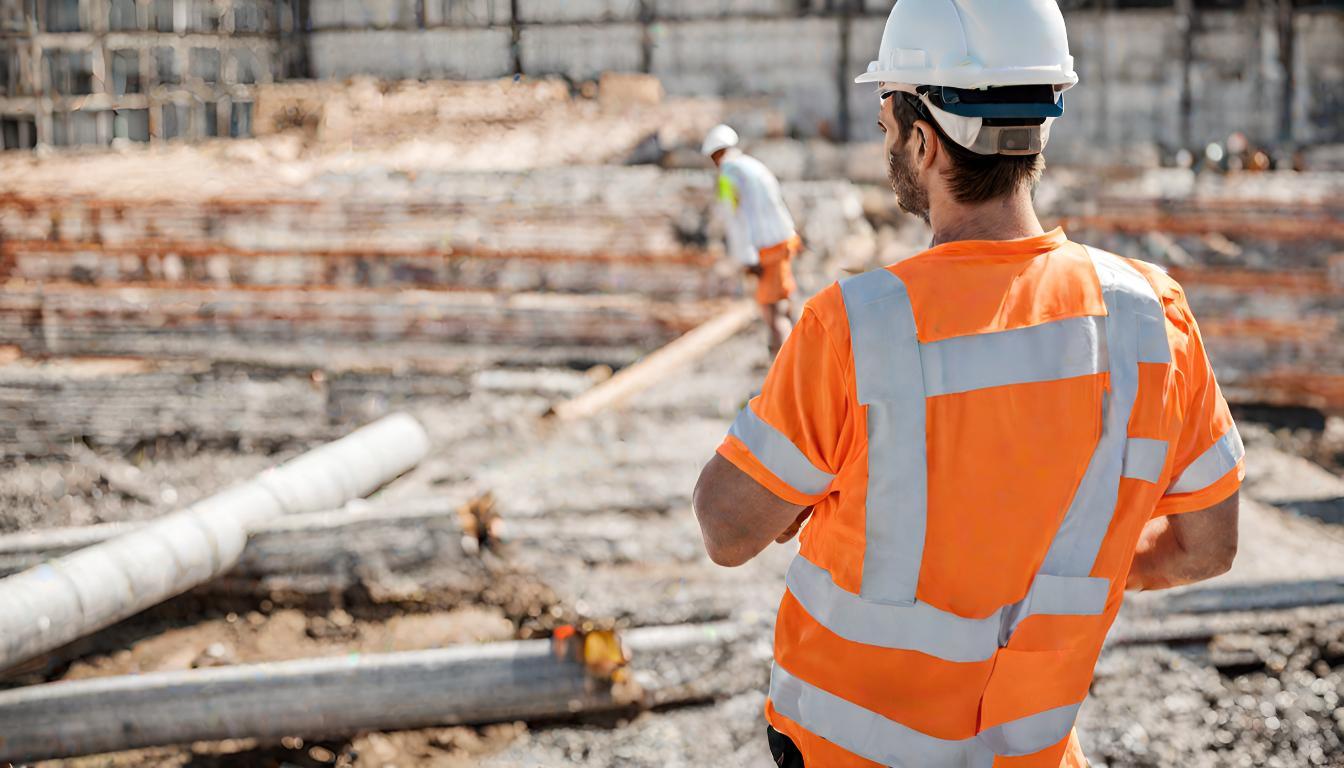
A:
[703, 124, 801, 359]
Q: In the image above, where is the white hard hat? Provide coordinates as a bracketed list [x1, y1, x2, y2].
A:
[855, 0, 1077, 91]
[856, 0, 1076, 156]
[701, 124, 739, 157]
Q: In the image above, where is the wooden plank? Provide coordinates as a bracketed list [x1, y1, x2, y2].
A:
[547, 299, 756, 421]
[0, 622, 742, 763]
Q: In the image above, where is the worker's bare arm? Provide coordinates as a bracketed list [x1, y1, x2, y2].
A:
[693, 454, 808, 567]
[1126, 490, 1239, 591]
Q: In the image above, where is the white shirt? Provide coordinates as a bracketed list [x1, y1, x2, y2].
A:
[717, 151, 796, 267]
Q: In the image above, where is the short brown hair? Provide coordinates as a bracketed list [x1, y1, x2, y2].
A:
[891, 95, 1044, 205]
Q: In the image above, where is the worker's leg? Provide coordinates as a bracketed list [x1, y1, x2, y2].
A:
[759, 302, 779, 358]
[766, 726, 806, 768]
[760, 301, 792, 359]
[754, 254, 795, 360]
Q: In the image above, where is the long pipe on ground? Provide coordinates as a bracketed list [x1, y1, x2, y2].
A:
[547, 299, 756, 421]
[0, 414, 430, 672]
[0, 495, 473, 579]
[0, 622, 740, 763]
[0, 495, 662, 581]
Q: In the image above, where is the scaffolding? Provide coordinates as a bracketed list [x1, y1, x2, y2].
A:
[0, 0, 303, 149]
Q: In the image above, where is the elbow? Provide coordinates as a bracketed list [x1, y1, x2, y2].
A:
[1205, 537, 1237, 579]
[704, 538, 753, 568]
[693, 479, 752, 568]
[1180, 533, 1237, 584]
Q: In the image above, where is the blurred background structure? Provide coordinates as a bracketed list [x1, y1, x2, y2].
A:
[0, 1, 1342, 767]
[3, 0, 1343, 157]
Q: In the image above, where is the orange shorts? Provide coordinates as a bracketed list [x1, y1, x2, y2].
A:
[755, 235, 800, 306]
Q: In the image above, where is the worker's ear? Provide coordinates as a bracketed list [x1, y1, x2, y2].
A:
[913, 119, 937, 171]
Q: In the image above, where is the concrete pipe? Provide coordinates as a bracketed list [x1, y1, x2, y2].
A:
[0, 413, 430, 672]
[0, 623, 740, 763]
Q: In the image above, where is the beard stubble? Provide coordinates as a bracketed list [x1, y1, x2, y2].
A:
[887, 144, 930, 223]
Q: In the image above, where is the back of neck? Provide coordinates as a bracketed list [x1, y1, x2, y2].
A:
[928, 191, 1044, 247]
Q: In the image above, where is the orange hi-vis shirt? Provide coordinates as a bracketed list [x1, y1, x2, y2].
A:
[718, 229, 1244, 768]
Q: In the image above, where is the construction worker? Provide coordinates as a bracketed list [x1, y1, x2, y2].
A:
[692, 1, 1244, 767]
[702, 124, 801, 359]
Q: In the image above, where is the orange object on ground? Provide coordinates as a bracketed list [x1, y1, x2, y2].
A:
[718, 229, 1244, 767]
[755, 234, 800, 305]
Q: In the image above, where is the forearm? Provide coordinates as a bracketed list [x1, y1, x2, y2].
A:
[693, 454, 807, 567]
[1126, 514, 1234, 591]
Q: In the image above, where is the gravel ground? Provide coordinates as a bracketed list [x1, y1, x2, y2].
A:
[6, 322, 1344, 766]
[1082, 621, 1344, 768]
[0, 447, 294, 532]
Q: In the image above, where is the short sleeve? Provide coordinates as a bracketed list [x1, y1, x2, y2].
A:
[1154, 286, 1245, 516]
[717, 303, 852, 506]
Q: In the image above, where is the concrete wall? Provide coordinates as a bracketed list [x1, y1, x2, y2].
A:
[309, 27, 511, 80]
[296, 5, 1343, 154]
[651, 0, 799, 20]
[1297, 11, 1344, 145]
[515, 0, 641, 24]
[1047, 11, 1183, 162]
[1187, 10, 1281, 147]
[308, 0, 510, 28]
[844, 15, 884, 142]
[521, 23, 643, 81]
[425, 0, 511, 27]
[651, 17, 842, 137]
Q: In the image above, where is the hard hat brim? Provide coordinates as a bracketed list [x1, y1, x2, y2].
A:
[855, 67, 1077, 91]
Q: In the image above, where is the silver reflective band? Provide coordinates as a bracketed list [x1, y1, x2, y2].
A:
[786, 555, 1001, 663]
[1136, 305, 1173, 364]
[771, 663, 995, 768]
[1167, 426, 1244, 495]
[788, 556, 1109, 663]
[1001, 573, 1110, 640]
[770, 663, 1079, 766]
[1020, 574, 1111, 616]
[728, 406, 836, 497]
[841, 269, 926, 606]
[920, 315, 1109, 397]
[976, 701, 1084, 757]
[1122, 437, 1169, 484]
[1039, 248, 1169, 578]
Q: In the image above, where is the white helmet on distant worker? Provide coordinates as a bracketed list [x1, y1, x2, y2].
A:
[701, 124, 739, 157]
[856, 0, 1077, 156]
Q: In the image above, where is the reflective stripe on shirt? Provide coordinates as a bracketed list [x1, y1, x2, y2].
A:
[728, 405, 836, 497]
[1167, 426, 1245, 494]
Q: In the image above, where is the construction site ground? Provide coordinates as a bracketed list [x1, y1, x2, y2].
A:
[1, 76, 1343, 767]
[0, 328, 1340, 767]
